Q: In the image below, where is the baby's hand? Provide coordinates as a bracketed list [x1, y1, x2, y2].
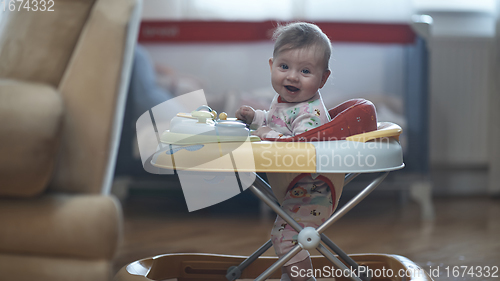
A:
[252, 126, 272, 139]
[235, 105, 255, 125]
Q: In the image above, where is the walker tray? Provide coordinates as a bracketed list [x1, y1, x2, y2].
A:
[150, 109, 404, 174]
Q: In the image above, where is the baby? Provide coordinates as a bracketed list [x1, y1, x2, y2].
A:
[236, 22, 334, 281]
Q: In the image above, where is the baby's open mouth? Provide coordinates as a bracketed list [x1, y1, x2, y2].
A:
[285, 85, 299, 92]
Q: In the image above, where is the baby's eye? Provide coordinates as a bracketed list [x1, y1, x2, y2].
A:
[280, 64, 288, 70]
[301, 69, 310, 74]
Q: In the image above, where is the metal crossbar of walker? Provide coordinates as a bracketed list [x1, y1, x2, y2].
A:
[225, 172, 388, 281]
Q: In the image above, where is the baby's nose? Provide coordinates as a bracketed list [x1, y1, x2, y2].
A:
[286, 71, 299, 81]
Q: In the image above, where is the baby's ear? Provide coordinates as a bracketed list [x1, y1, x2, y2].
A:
[268, 58, 273, 71]
[319, 70, 331, 88]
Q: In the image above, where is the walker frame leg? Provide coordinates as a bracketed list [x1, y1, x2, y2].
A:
[235, 172, 389, 281]
[226, 239, 273, 281]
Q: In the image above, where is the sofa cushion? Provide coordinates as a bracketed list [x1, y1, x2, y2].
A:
[0, 0, 95, 87]
[0, 80, 63, 197]
[0, 194, 122, 260]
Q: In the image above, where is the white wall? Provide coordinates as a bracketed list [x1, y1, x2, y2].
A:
[141, 0, 413, 22]
[141, 0, 496, 22]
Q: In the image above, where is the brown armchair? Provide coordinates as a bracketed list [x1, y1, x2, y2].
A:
[0, 0, 141, 280]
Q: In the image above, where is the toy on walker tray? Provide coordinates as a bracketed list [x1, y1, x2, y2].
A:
[115, 99, 433, 281]
[161, 105, 261, 145]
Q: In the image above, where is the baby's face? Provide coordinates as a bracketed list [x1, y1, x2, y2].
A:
[269, 46, 330, 103]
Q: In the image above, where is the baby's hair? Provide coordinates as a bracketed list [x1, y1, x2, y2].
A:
[272, 22, 332, 70]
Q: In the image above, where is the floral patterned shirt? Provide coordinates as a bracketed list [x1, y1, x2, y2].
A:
[251, 92, 331, 139]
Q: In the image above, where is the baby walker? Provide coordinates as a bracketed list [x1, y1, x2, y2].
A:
[114, 99, 433, 281]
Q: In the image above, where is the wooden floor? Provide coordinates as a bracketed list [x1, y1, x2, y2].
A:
[114, 187, 500, 281]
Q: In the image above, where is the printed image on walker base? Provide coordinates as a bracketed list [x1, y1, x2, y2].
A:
[135, 89, 257, 212]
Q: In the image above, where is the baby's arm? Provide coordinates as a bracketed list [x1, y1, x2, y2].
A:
[252, 126, 273, 139]
[235, 105, 255, 125]
[236, 105, 268, 128]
